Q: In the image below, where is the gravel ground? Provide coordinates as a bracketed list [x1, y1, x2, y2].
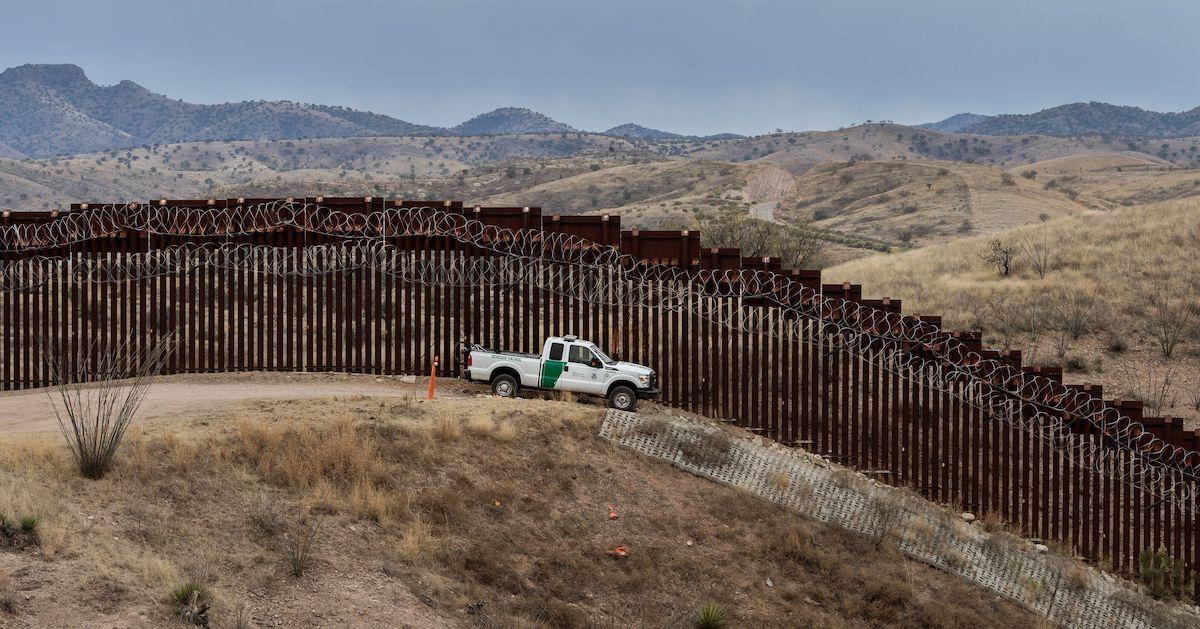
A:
[0, 371, 473, 435]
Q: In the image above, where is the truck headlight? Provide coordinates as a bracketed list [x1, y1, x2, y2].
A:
[638, 375, 650, 385]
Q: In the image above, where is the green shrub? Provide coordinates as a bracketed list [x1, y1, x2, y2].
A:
[170, 581, 209, 610]
[17, 515, 38, 533]
[1138, 546, 1195, 601]
[694, 602, 729, 629]
[170, 579, 211, 626]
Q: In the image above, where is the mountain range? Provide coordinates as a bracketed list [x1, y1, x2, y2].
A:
[0, 64, 733, 158]
[922, 102, 1200, 137]
[8, 63, 1200, 160]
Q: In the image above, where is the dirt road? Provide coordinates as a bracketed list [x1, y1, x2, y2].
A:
[0, 371, 468, 434]
[750, 199, 780, 222]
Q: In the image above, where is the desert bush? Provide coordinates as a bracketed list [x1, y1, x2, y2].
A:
[1139, 546, 1196, 602]
[1064, 355, 1088, 372]
[693, 602, 729, 629]
[226, 603, 251, 629]
[1117, 361, 1176, 414]
[1049, 285, 1102, 356]
[1000, 172, 1015, 186]
[1141, 277, 1199, 358]
[40, 335, 173, 479]
[286, 512, 320, 577]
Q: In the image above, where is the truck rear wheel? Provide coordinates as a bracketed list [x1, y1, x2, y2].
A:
[609, 385, 637, 412]
[491, 374, 519, 398]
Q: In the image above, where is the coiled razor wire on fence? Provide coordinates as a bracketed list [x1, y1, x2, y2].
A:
[1, 201, 1198, 509]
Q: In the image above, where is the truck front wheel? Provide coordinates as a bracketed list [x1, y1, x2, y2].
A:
[492, 374, 519, 398]
[609, 385, 637, 412]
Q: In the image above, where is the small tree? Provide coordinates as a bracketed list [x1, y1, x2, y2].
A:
[699, 208, 826, 269]
[775, 223, 826, 269]
[1018, 224, 1064, 279]
[980, 237, 1018, 276]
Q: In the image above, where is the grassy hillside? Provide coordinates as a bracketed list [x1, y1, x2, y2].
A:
[688, 123, 1200, 169]
[0, 392, 1034, 628]
[825, 199, 1200, 425]
[483, 160, 754, 221]
[0, 135, 648, 210]
[777, 159, 1090, 246]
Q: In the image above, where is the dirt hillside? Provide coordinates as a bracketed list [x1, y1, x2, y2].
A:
[0, 376, 1034, 628]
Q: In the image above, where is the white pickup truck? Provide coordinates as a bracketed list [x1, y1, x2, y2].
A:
[460, 335, 659, 411]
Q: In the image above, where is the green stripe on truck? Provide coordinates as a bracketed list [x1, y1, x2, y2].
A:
[540, 360, 565, 388]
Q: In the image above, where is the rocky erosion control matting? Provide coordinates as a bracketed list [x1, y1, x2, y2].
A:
[599, 410, 1199, 629]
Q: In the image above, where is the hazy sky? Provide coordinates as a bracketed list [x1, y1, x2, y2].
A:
[3, 0, 1198, 135]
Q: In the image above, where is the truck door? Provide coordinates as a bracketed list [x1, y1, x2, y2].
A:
[539, 341, 567, 388]
[558, 344, 605, 395]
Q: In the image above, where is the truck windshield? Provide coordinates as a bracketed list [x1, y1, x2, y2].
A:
[589, 345, 617, 365]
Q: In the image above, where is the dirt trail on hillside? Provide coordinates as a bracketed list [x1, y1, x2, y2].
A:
[0, 372, 470, 435]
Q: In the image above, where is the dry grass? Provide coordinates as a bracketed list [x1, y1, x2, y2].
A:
[827, 198, 1200, 422]
[980, 511, 1007, 533]
[828, 198, 1200, 337]
[769, 469, 791, 491]
[431, 413, 462, 442]
[0, 568, 15, 614]
[0, 394, 1035, 628]
[678, 428, 735, 468]
[397, 517, 432, 561]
